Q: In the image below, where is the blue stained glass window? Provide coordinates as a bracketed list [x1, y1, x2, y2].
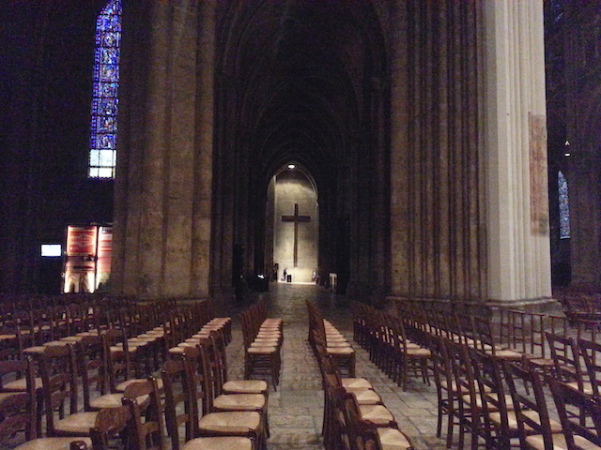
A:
[558, 171, 571, 239]
[89, 0, 122, 179]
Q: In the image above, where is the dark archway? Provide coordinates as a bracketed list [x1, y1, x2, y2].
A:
[210, 0, 389, 298]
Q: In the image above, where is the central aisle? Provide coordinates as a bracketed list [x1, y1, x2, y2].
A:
[223, 283, 446, 450]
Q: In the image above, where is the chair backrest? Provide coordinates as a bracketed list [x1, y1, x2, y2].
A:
[503, 361, 555, 450]
[75, 335, 105, 411]
[469, 348, 512, 448]
[196, 340, 219, 414]
[205, 330, 228, 392]
[39, 344, 78, 435]
[103, 327, 130, 392]
[0, 358, 36, 442]
[548, 377, 601, 448]
[180, 345, 208, 420]
[577, 337, 601, 398]
[121, 378, 164, 450]
[161, 358, 196, 450]
[90, 404, 131, 450]
[546, 332, 586, 389]
[343, 392, 381, 450]
[428, 335, 453, 395]
[447, 341, 478, 409]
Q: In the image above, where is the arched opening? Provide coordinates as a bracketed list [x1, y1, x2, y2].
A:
[209, 0, 389, 300]
[266, 164, 318, 284]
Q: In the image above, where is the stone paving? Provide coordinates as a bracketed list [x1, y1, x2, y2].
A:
[224, 282, 449, 450]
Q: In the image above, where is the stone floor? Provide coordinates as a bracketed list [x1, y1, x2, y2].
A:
[224, 282, 449, 450]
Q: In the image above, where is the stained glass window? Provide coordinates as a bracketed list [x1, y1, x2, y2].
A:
[558, 171, 571, 239]
[88, 0, 122, 178]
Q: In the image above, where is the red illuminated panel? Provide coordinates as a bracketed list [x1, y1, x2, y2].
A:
[97, 226, 113, 276]
[66, 226, 98, 257]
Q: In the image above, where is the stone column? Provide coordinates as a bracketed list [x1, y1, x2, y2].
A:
[481, 0, 553, 306]
[190, 0, 216, 299]
[113, 1, 213, 300]
[388, 1, 484, 303]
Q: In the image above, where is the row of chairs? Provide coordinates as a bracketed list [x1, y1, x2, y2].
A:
[391, 298, 601, 399]
[0, 302, 276, 449]
[239, 301, 283, 390]
[545, 332, 601, 399]
[364, 298, 601, 448]
[307, 300, 355, 377]
[352, 302, 431, 391]
[164, 327, 269, 449]
[430, 335, 601, 449]
[0, 300, 229, 449]
[554, 287, 601, 327]
[0, 316, 261, 449]
[311, 336, 414, 449]
[0, 356, 166, 449]
[0, 298, 181, 359]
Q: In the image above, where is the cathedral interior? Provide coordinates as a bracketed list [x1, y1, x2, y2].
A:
[1, 0, 600, 310]
[3, 5, 601, 449]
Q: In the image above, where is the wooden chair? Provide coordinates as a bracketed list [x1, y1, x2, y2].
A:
[73, 336, 107, 411]
[388, 315, 431, 391]
[468, 348, 519, 449]
[121, 378, 164, 450]
[161, 357, 256, 450]
[162, 358, 196, 449]
[206, 329, 269, 398]
[316, 349, 381, 447]
[0, 358, 93, 450]
[502, 361, 563, 450]
[343, 392, 414, 450]
[548, 378, 601, 450]
[89, 405, 131, 450]
[240, 312, 281, 389]
[197, 340, 269, 443]
[429, 336, 461, 448]
[472, 315, 523, 361]
[322, 375, 352, 450]
[446, 341, 481, 450]
[546, 332, 594, 395]
[5, 395, 93, 450]
[174, 347, 265, 450]
[38, 345, 100, 438]
[307, 301, 354, 378]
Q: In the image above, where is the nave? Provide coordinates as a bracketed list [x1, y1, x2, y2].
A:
[226, 283, 445, 450]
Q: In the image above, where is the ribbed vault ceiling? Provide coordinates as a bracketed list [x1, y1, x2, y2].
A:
[218, 0, 385, 186]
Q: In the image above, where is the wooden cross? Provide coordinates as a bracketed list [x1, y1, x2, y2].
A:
[281, 203, 311, 268]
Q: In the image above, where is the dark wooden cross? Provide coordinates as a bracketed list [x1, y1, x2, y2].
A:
[281, 203, 311, 268]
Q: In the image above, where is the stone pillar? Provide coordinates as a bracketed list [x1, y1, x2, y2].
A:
[190, 0, 216, 298]
[481, 0, 553, 306]
[113, 1, 214, 300]
[389, 1, 484, 302]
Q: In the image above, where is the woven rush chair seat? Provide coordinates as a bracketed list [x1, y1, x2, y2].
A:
[223, 379, 268, 394]
[181, 436, 254, 450]
[198, 410, 261, 433]
[357, 403, 397, 426]
[376, 427, 414, 449]
[14, 438, 90, 450]
[213, 393, 265, 410]
[525, 433, 601, 450]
